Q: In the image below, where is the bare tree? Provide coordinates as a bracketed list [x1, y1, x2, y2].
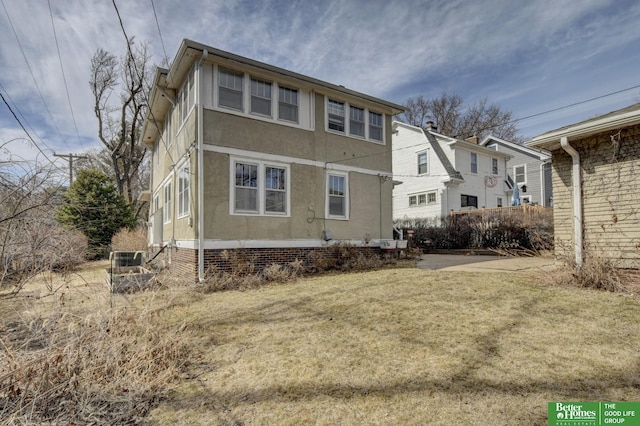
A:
[400, 93, 524, 143]
[89, 39, 151, 219]
[0, 143, 87, 297]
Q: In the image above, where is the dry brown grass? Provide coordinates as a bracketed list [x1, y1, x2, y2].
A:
[3, 263, 640, 425]
[111, 227, 148, 252]
[152, 268, 640, 425]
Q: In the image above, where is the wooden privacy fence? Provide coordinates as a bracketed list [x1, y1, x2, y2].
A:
[450, 204, 551, 226]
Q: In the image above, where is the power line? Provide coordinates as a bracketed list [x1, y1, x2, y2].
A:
[48, 0, 83, 148]
[0, 0, 63, 140]
[149, 0, 169, 65]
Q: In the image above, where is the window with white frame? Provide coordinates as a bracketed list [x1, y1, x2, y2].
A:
[232, 159, 289, 216]
[514, 164, 526, 184]
[417, 152, 428, 174]
[250, 77, 272, 116]
[418, 194, 427, 205]
[327, 99, 345, 132]
[177, 68, 195, 126]
[163, 181, 172, 223]
[409, 195, 417, 206]
[410, 191, 436, 207]
[497, 197, 503, 207]
[153, 193, 159, 214]
[461, 194, 478, 208]
[219, 67, 244, 111]
[327, 172, 348, 219]
[234, 162, 258, 213]
[278, 86, 298, 123]
[427, 191, 436, 204]
[369, 111, 383, 142]
[265, 166, 286, 214]
[492, 158, 498, 175]
[470, 152, 478, 174]
[349, 106, 365, 137]
[178, 165, 190, 218]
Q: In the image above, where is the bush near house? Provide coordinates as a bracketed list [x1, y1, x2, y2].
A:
[396, 208, 553, 252]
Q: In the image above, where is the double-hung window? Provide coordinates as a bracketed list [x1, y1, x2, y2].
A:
[418, 152, 428, 174]
[232, 159, 289, 216]
[514, 165, 526, 184]
[349, 106, 365, 137]
[178, 165, 190, 218]
[163, 182, 172, 223]
[328, 99, 345, 132]
[265, 166, 286, 214]
[250, 78, 272, 116]
[470, 152, 478, 174]
[427, 192, 436, 204]
[234, 163, 258, 213]
[492, 158, 499, 175]
[327, 172, 348, 219]
[219, 67, 244, 111]
[278, 86, 298, 123]
[369, 111, 383, 142]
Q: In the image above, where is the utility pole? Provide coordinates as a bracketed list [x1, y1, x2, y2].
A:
[54, 153, 88, 183]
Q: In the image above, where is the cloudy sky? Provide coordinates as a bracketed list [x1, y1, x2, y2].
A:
[1, 0, 640, 164]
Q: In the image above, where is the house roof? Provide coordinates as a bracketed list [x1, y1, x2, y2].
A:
[141, 39, 406, 147]
[529, 102, 640, 151]
[481, 135, 551, 160]
[423, 130, 464, 181]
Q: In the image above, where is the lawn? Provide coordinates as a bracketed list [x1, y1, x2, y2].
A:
[2, 264, 640, 425]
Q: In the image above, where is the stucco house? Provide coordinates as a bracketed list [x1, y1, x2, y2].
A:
[141, 39, 404, 281]
[480, 136, 552, 206]
[529, 102, 640, 268]
[392, 121, 511, 220]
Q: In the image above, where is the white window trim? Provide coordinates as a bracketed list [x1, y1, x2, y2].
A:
[491, 157, 499, 175]
[211, 64, 308, 130]
[417, 150, 428, 175]
[325, 97, 385, 144]
[163, 181, 172, 224]
[470, 152, 478, 174]
[176, 66, 196, 134]
[229, 157, 291, 217]
[326, 171, 349, 220]
[177, 164, 190, 219]
[514, 164, 527, 185]
[409, 190, 437, 207]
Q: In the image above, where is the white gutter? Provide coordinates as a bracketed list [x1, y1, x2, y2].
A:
[197, 50, 208, 282]
[560, 136, 582, 268]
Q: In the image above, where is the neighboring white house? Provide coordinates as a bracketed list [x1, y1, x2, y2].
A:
[392, 121, 511, 220]
[480, 136, 552, 206]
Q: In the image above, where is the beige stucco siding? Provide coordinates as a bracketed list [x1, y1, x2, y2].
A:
[201, 152, 392, 241]
[550, 124, 640, 268]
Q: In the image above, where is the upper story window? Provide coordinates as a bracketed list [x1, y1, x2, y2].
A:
[219, 67, 244, 111]
[369, 112, 383, 141]
[278, 86, 298, 123]
[349, 106, 365, 137]
[251, 78, 272, 117]
[514, 164, 526, 184]
[492, 158, 499, 175]
[326, 97, 385, 143]
[328, 99, 345, 132]
[417, 152, 428, 174]
[470, 152, 478, 174]
[163, 181, 172, 223]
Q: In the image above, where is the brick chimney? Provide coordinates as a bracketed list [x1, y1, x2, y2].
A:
[466, 135, 479, 144]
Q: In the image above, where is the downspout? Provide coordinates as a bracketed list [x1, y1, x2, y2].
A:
[197, 50, 208, 282]
[560, 136, 582, 268]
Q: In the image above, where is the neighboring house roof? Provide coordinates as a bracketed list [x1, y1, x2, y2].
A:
[423, 130, 464, 181]
[141, 39, 406, 147]
[481, 135, 551, 161]
[529, 102, 640, 150]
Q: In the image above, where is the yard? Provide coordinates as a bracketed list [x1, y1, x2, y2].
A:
[2, 262, 640, 425]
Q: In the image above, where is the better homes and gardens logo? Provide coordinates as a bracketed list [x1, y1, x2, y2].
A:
[549, 402, 640, 426]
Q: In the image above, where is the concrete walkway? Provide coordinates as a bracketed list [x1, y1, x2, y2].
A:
[416, 254, 557, 273]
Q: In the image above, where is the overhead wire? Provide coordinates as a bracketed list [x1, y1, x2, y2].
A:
[48, 0, 83, 148]
[149, 0, 169, 65]
[0, 0, 64, 141]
